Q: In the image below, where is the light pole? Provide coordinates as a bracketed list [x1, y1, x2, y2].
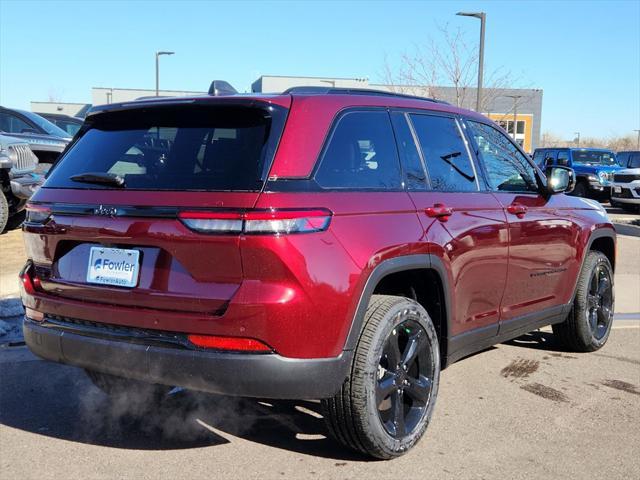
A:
[155, 51, 175, 96]
[457, 11, 486, 112]
[505, 94, 524, 143]
[634, 129, 640, 149]
[574, 132, 581, 148]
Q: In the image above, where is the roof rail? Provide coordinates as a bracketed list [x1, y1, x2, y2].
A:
[282, 86, 450, 104]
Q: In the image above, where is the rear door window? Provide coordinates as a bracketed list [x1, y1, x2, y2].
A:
[315, 110, 402, 190]
[628, 154, 640, 168]
[409, 114, 478, 191]
[45, 105, 284, 191]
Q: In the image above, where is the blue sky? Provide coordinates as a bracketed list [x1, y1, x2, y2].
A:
[1, 0, 638, 138]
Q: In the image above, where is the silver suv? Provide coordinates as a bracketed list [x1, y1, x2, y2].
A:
[0, 134, 42, 232]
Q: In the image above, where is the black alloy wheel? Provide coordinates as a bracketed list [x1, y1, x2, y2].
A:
[376, 320, 435, 438]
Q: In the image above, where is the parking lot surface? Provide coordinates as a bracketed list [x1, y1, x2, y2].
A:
[1, 226, 639, 480]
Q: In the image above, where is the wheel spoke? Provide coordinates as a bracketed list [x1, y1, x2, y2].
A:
[376, 374, 396, 407]
[405, 374, 431, 405]
[589, 269, 599, 295]
[400, 332, 423, 369]
[384, 331, 402, 367]
[589, 309, 598, 331]
[597, 275, 609, 296]
[599, 305, 613, 323]
[587, 293, 599, 309]
[391, 390, 406, 437]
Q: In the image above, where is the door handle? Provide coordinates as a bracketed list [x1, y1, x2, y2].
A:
[507, 203, 528, 218]
[425, 203, 453, 222]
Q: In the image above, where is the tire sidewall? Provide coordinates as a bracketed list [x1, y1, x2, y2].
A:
[0, 193, 8, 234]
[359, 299, 440, 456]
[575, 253, 614, 349]
[573, 181, 588, 197]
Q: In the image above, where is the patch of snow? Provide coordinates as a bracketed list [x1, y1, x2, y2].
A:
[0, 319, 13, 336]
[0, 297, 24, 318]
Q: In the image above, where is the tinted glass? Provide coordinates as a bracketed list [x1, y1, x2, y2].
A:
[532, 150, 545, 167]
[410, 114, 477, 191]
[0, 112, 34, 134]
[58, 121, 81, 136]
[468, 121, 538, 193]
[571, 150, 617, 166]
[557, 151, 569, 166]
[45, 105, 280, 191]
[629, 154, 640, 168]
[18, 110, 71, 138]
[316, 111, 401, 190]
[390, 112, 427, 190]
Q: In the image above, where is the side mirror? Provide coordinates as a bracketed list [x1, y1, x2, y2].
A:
[545, 166, 575, 194]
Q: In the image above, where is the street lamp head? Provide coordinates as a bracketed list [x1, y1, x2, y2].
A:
[156, 51, 175, 56]
[456, 11, 485, 19]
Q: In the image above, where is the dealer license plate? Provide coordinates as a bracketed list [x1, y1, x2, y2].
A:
[86, 247, 140, 288]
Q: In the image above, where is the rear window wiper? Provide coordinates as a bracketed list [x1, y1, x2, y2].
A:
[70, 172, 126, 188]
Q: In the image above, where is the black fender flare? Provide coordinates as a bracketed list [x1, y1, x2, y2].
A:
[342, 254, 452, 356]
[568, 227, 616, 303]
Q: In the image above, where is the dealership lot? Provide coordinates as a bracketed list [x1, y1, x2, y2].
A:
[1, 228, 639, 479]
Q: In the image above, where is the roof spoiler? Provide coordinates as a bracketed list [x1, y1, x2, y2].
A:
[208, 80, 238, 96]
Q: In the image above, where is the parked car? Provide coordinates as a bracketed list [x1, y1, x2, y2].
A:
[610, 151, 640, 212]
[0, 134, 42, 232]
[37, 112, 84, 137]
[0, 107, 70, 166]
[21, 86, 615, 459]
[532, 147, 622, 199]
[616, 150, 640, 169]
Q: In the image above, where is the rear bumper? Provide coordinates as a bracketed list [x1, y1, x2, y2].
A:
[24, 319, 351, 399]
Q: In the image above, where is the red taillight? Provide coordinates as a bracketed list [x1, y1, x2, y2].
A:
[187, 334, 272, 352]
[178, 209, 332, 234]
[19, 263, 36, 295]
[25, 204, 51, 224]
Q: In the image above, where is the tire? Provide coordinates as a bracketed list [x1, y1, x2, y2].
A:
[553, 251, 614, 352]
[572, 181, 588, 198]
[3, 209, 26, 233]
[620, 203, 639, 214]
[85, 370, 171, 400]
[321, 295, 440, 459]
[0, 194, 8, 234]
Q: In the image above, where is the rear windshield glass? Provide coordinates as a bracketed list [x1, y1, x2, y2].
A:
[45, 104, 284, 191]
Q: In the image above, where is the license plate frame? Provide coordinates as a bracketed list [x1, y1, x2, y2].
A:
[86, 247, 140, 288]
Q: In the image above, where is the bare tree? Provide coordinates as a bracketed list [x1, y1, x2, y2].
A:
[382, 24, 524, 113]
[541, 131, 637, 150]
[47, 88, 63, 103]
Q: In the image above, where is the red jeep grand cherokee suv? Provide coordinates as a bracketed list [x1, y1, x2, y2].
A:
[20, 86, 616, 459]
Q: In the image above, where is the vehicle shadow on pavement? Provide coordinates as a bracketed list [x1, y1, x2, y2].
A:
[505, 330, 571, 352]
[0, 352, 366, 460]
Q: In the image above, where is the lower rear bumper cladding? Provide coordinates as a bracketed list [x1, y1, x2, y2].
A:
[23, 319, 352, 400]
